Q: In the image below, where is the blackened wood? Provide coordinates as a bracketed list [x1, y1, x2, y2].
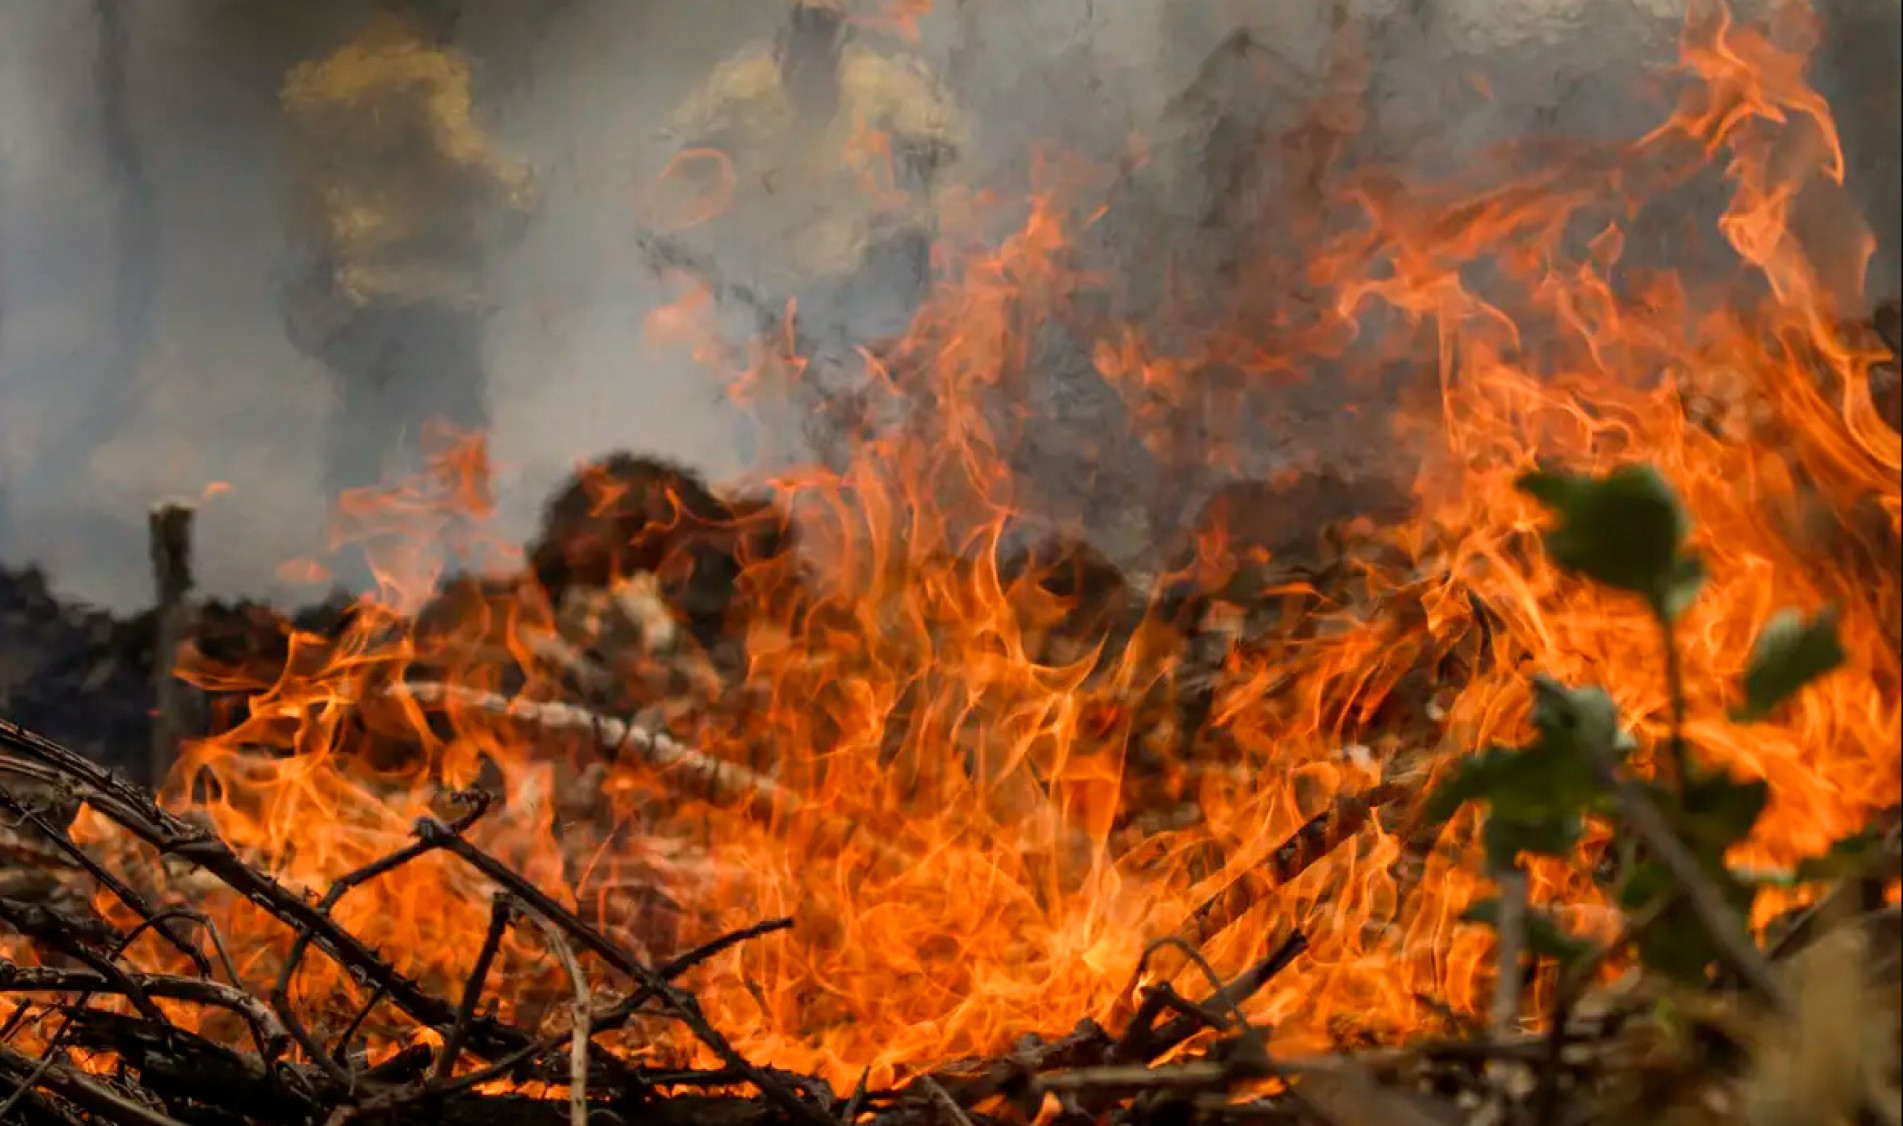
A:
[147, 501, 195, 790]
[62, 1008, 305, 1126]
[0, 716, 533, 1063]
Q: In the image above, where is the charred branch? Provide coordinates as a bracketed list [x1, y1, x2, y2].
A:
[0, 716, 534, 1065]
[146, 502, 195, 790]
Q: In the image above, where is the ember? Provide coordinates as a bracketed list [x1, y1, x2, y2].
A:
[1, 1, 1899, 1124]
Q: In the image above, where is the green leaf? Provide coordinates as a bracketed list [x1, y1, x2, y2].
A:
[1792, 829, 1888, 883]
[1617, 862, 1715, 985]
[1616, 856, 1672, 913]
[1731, 607, 1846, 722]
[1516, 465, 1699, 620]
[1736, 867, 1800, 890]
[1428, 746, 1594, 869]
[1483, 813, 1584, 870]
[1676, 768, 1769, 860]
[1425, 746, 1524, 825]
[1426, 677, 1629, 868]
[1463, 898, 1593, 969]
[1617, 857, 1757, 988]
[1528, 676, 1632, 767]
[1660, 555, 1708, 623]
[1426, 739, 1598, 829]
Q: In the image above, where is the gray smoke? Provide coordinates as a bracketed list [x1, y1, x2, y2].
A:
[0, 0, 1895, 611]
[0, 0, 776, 609]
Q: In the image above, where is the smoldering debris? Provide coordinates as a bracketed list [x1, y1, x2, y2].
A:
[0, 565, 153, 775]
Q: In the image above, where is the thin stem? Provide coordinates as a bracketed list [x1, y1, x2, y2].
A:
[1532, 892, 1680, 1122]
[329, 982, 389, 1063]
[1488, 866, 1528, 1038]
[1589, 750, 1790, 1012]
[1657, 609, 1691, 792]
[431, 895, 514, 1083]
[522, 913, 591, 1126]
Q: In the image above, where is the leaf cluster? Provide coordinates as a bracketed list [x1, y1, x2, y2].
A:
[1429, 463, 1860, 984]
[1516, 464, 1705, 621]
[1425, 677, 1626, 874]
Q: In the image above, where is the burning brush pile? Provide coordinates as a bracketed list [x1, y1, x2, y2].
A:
[3, 4, 1902, 1125]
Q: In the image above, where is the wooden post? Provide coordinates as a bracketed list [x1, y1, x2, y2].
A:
[148, 500, 194, 790]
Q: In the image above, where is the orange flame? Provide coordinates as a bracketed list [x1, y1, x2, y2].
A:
[17, 0, 1898, 1103]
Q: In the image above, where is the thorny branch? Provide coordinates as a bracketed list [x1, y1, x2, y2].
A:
[431, 893, 513, 1083]
[0, 962, 287, 1059]
[0, 785, 209, 976]
[414, 813, 837, 1126]
[0, 717, 534, 1064]
[268, 787, 500, 1089]
[0, 715, 1354, 1126]
[0, 1037, 188, 1126]
[0, 718, 818, 1124]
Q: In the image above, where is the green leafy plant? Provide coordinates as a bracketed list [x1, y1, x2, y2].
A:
[1515, 464, 1707, 623]
[1430, 462, 1863, 991]
[1791, 828, 1890, 883]
[1516, 463, 1708, 787]
[1425, 677, 1626, 873]
[1731, 606, 1846, 722]
[1461, 897, 1592, 971]
[1612, 767, 1767, 984]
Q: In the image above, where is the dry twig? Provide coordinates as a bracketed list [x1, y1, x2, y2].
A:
[523, 912, 592, 1126]
[0, 962, 286, 1058]
[432, 893, 513, 1083]
[0, 718, 534, 1064]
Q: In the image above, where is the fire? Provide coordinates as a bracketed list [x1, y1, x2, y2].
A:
[13, 0, 1897, 1104]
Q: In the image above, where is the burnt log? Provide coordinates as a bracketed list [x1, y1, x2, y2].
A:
[61, 1009, 299, 1126]
[146, 502, 195, 789]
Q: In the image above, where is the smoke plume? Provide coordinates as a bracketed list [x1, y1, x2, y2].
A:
[0, 0, 1895, 610]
